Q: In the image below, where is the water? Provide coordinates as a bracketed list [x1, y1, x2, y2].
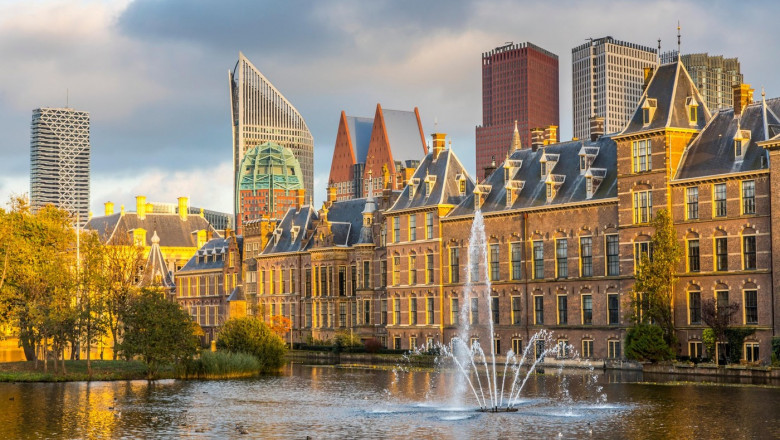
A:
[0, 363, 777, 439]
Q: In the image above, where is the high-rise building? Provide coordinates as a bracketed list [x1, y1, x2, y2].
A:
[572, 36, 657, 140]
[476, 42, 559, 181]
[229, 53, 313, 220]
[660, 51, 743, 111]
[30, 107, 90, 227]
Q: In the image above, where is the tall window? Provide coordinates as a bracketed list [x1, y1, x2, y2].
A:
[409, 298, 417, 325]
[393, 217, 400, 243]
[715, 237, 728, 271]
[632, 139, 651, 172]
[608, 294, 619, 325]
[338, 266, 347, 296]
[409, 214, 417, 241]
[557, 296, 568, 325]
[714, 183, 727, 217]
[743, 235, 756, 270]
[533, 241, 544, 279]
[534, 296, 544, 325]
[511, 243, 522, 280]
[512, 339, 523, 356]
[634, 241, 653, 273]
[339, 303, 347, 327]
[362, 260, 371, 288]
[606, 234, 619, 276]
[582, 294, 592, 325]
[689, 290, 701, 324]
[686, 187, 699, 220]
[381, 299, 387, 325]
[426, 254, 434, 284]
[470, 298, 479, 324]
[426, 297, 434, 325]
[392, 256, 400, 286]
[716, 291, 729, 321]
[492, 297, 499, 325]
[425, 212, 434, 239]
[687, 240, 700, 272]
[742, 180, 755, 214]
[633, 190, 652, 224]
[489, 244, 500, 281]
[409, 254, 417, 285]
[379, 260, 387, 287]
[580, 237, 592, 277]
[364, 299, 371, 325]
[511, 296, 521, 325]
[744, 290, 758, 325]
[451, 298, 459, 325]
[555, 239, 568, 278]
[393, 298, 400, 325]
[608, 340, 621, 359]
[450, 248, 460, 283]
[582, 340, 594, 358]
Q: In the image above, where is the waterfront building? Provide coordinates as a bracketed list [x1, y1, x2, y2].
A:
[230, 53, 314, 221]
[476, 42, 559, 180]
[328, 104, 427, 200]
[30, 107, 90, 227]
[660, 51, 743, 111]
[572, 36, 657, 140]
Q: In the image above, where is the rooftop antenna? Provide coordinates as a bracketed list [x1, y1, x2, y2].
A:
[657, 38, 661, 66]
[677, 21, 681, 61]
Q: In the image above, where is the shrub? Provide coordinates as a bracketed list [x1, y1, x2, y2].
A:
[181, 350, 261, 379]
[625, 324, 674, 362]
[217, 317, 286, 372]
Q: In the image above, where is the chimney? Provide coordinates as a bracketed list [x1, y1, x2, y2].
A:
[178, 197, 189, 221]
[483, 156, 497, 179]
[530, 128, 544, 151]
[297, 189, 305, 209]
[543, 125, 558, 145]
[136, 195, 147, 220]
[589, 116, 605, 142]
[225, 227, 233, 238]
[104, 201, 114, 216]
[733, 83, 754, 117]
[326, 183, 337, 207]
[642, 67, 654, 92]
[120, 205, 125, 216]
[431, 132, 446, 160]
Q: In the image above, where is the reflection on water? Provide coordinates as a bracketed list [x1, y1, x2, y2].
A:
[0, 363, 777, 439]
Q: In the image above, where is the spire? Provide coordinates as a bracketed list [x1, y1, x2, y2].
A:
[762, 87, 769, 141]
[511, 120, 521, 151]
[151, 230, 160, 245]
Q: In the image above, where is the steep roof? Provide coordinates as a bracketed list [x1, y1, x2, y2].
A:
[138, 232, 174, 288]
[262, 205, 318, 255]
[676, 98, 780, 180]
[85, 212, 219, 247]
[382, 108, 427, 162]
[347, 115, 374, 164]
[178, 237, 229, 273]
[325, 198, 368, 246]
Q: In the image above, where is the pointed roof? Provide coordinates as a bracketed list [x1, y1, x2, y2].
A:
[138, 231, 174, 289]
[363, 104, 428, 183]
[511, 120, 521, 151]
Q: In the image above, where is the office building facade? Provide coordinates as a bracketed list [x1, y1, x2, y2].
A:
[661, 51, 743, 111]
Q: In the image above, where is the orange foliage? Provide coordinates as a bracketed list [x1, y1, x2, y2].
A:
[269, 316, 291, 337]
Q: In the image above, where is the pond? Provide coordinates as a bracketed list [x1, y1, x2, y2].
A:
[0, 363, 777, 439]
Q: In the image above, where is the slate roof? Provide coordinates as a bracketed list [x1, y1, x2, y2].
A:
[85, 212, 219, 247]
[382, 109, 427, 163]
[387, 149, 475, 212]
[138, 232, 175, 288]
[262, 205, 318, 255]
[449, 136, 618, 217]
[325, 198, 368, 246]
[620, 61, 710, 135]
[676, 98, 780, 180]
[178, 237, 229, 273]
[346, 115, 374, 164]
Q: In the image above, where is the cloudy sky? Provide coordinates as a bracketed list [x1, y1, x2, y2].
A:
[1, 0, 778, 215]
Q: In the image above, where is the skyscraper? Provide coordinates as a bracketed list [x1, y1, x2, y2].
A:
[660, 52, 743, 111]
[30, 107, 90, 227]
[229, 53, 313, 220]
[476, 42, 559, 180]
[572, 37, 657, 140]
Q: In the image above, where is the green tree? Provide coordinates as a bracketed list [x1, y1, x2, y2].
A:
[102, 232, 144, 359]
[76, 231, 111, 375]
[701, 298, 739, 363]
[217, 317, 286, 372]
[118, 288, 199, 379]
[625, 324, 674, 362]
[629, 209, 682, 348]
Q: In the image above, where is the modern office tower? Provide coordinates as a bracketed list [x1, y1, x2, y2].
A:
[572, 36, 657, 140]
[660, 51, 743, 111]
[229, 53, 313, 220]
[476, 42, 559, 180]
[30, 107, 90, 227]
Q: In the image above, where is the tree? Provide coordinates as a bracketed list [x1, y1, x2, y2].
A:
[629, 209, 682, 348]
[269, 315, 291, 338]
[701, 298, 739, 362]
[102, 231, 145, 359]
[217, 317, 286, 372]
[625, 324, 674, 362]
[118, 288, 199, 379]
[76, 231, 111, 374]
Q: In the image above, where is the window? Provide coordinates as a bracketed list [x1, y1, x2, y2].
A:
[394, 336, 401, 350]
[393, 217, 400, 243]
[608, 340, 621, 359]
[686, 187, 699, 220]
[409, 298, 417, 325]
[715, 237, 728, 271]
[634, 241, 653, 272]
[534, 340, 546, 361]
[606, 234, 619, 276]
[742, 180, 755, 214]
[470, 298, 479, 324]
[689, 290, 701, 324]
[633, 190, 652, 223]
[582, 294, 593, 325]
[689, 104, 697, 123]
[450, 248, 460, 283]
[512, 339, 523, 356]
[425, 212, 434, 239]
[339, 303, 347, 327]
[381, 299, 387, 325]
[632, 140, 651, 172]
[533, 241, 544, 279]
[489, 244, 500, 281]
[511, 243, 522, 280]
[689, 341, 703, 359]
[744, 290, 758, 325]
[393, 298, 401, 325]
[426, 254, 434, 284]
[426, 297, 434, 325]
[364, 299, 371, 325]
[744, 342, 759, 362]
[714, 183, 727, 217]
[582, 340, 594, 358]
[687, 240, 700, 272]
[362, 261, 371, 289]
[557, 339, 570, 358]
[555, 239, 568, 278]
[409, 214, 416, 241]
[305, 303, 312, 328]
[410, 336, 417, 350]
[511, 296, 521, 325]
[451, 298, 459, 325]
[580, 237, 592, 277]
[743, 235, 756, 270]
[716, 291, 730, 322]
[557, 296, 568, 325]
[642, 108, 650, 125]
[409, 255, 417, 285]
[534, 296, 544, 325]
[608, 294, 619, 325]
[392, 256, 400, 285]
[492, 297, 499, 324]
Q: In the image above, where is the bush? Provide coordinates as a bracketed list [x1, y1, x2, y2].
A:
[625, 324, 674, 362]
[181, 350, 261, 379]
[217, 317, 286, 372]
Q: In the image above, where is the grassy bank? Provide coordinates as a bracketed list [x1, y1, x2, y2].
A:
[0, 360, 174, 382]
[179, 351, 266, 379]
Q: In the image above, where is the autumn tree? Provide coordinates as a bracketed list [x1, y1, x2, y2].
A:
[102, 230, 145, 359]
[76, 230, 111, 374]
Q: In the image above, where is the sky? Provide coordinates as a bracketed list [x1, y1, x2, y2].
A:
[1, 0, 778, 215]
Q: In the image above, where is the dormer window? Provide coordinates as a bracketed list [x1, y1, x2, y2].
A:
[686, 96, 699, 124]
[540, 161, 547, 177]
[578, 146, 599, 175]
[291, 225, 301, 241]
[409, 178, 420, 198]
[584, 168, 606, 199]
[456, 173, 467, 196]
[474, 184, 492, 210]
[424, 175, 436, 196]
[734, 129, 750, 160]
[579, 155, 586, 172]
[539, 153, 559, 178]
[545, 174, 565, 203]
[642, 99, 657, 125]
[505, 180, 524, 208]
[273, 227, 283, 243]
[586, 176, 593, 195]
[504, 159, 522, 182]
